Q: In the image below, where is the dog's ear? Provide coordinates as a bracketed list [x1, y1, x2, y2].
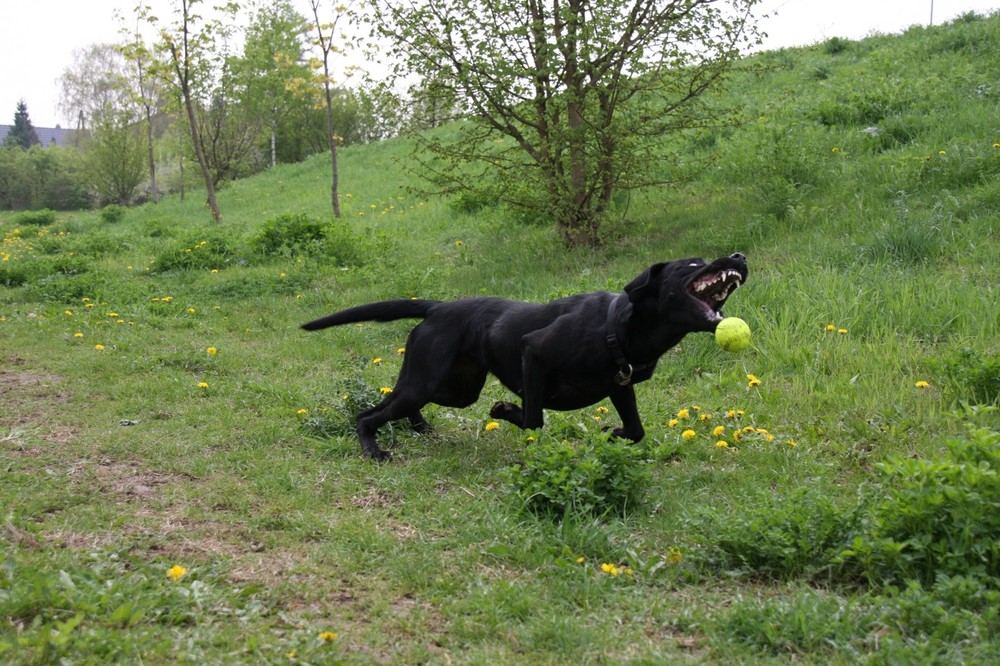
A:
[624, 263, 666, 303]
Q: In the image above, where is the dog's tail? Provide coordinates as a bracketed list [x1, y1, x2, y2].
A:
[301, 299, 441, 331]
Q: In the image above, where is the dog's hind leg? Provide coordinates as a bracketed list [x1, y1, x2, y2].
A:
[356, 393, 428, 461]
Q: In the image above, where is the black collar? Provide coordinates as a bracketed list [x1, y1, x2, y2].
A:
[606, 294, 634, 385]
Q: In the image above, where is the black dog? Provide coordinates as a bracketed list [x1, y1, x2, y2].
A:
[303, 254, 747, 460]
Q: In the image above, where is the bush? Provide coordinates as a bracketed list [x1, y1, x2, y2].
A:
[685, 485, 859, 580]
[939, 348, 1000, 405]
[11, 209, 57, 226]
[251, 212, 361, 265]
[505, 429, 650, 518]
[150, 230, 246, 273]
[838, 429, 1000, 587]
[100, 204, 127, 224]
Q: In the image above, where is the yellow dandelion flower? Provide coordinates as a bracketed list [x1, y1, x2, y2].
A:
[825, 324, 836, 332]
[915, 380, 930, 389]
[712, 425, 725, 437]
[198, 382, 209, 389]
[64, 310, 73, 316]
[681, 429, 696, 440]
[576, 557, 585, 564]
[666, 547, 682, 564]
[716, 440, 729, 448]
[297, 409, 309, 416]
[166, 564, 187, 580]
[743, 426, 757, 433]
[379, 387, 393, 395]
[677, 408, 689, 419]
[699, 413, 712, 422]
[73, 332, 83, 338]
[668, 419, 679, 428]
[207, 347, 217, 356]
[318, 631, 337, 641]
[765, 433, 775, 442]
[187, 307, 196, 315]
[81, 297, 90, 303]
[485, 421, 500, 431]
[787, 439, 798, 447]
[601, 562, 621, 576]
[726, 409, 736, 419]
[372, 357, 382, 365]
[94, 344, 105, 351]
[397, 347, 406, 354]
[526, 436, 536, 442]
[838, 328, 848, 335]
[747, 374, 761, 387]
[596, 406, 609, 415]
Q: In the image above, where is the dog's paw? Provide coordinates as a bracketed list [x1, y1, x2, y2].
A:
[363, 446, 392, 462]
[489, 401, 523, 425]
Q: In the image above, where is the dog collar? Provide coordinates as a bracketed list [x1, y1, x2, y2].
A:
[606, 294, 634, 385]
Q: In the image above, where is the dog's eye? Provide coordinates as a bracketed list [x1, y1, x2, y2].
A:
[689, 263, 701, 267]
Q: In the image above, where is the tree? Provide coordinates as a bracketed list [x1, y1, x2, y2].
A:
[3, 100, 41, 150]
[237, 0, 311, 167]
[373, 0, 764, 245]
[306, 0, 359, 218]
[57, 44, 133, 137]
[143, 0, 238, 223]
[86, 106, 147, 204]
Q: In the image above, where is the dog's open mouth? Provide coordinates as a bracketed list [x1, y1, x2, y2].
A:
[688, 267, 743, 321]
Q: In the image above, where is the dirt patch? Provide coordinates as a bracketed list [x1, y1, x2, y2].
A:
[0, 357, 71, 432]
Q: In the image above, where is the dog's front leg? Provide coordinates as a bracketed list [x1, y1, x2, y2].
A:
[609, 386, 645, 442]
[489, 338, 547, 430]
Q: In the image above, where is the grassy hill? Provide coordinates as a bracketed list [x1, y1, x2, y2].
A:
[2, 11, 999, 664]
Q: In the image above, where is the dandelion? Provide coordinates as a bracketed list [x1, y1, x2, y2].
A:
[485, 421, 499, 431]
[716, 440, 729, 448]
[576, 557, 585, 564]
[318, 631, 337, 642]
[681, 429, 696, 440]
[74, 332, 83, 338]
[915, 380, 930, 389]
[397, 347, 406, 354]
[666, 547, 682, 564]
[162, 296, 172, 303]
[596, 406, 609, 415]
[787, 439, 798, 447]
[668, 419, 679, 428]
[187, 307, 196, 315]
[831, 146, 840, 153]
[107, 312, 119, 318]
[699, 413, 712, 422]
[65, 310, 73, 316]
[712, 425, 725, 437]
[526, 436, 536, 442]
[297, 409, 309, 416]
[677, 408, 689, 419]
[198, 382, 209, 389]
[993, 143, 1000, 149]
[825, 324, 836, 332]
[166, 564, 187, 580]
[838, 328, 848, 335]
[94, 344, 105, 351]
[601, 562, 622, 576]
[372, 357, 382, 365]
[747, 374, 761, 387]
[938, 150, 946, 155]
[379, 387, 393, 395]
[207, 347, 217, 356]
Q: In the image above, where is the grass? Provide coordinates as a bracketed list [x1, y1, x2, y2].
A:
[2, 11, 1000, 664]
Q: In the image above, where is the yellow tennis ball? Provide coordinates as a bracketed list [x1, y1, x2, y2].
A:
[715, 317, 751, 352]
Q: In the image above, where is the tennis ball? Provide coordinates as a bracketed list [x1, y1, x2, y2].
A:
[715, 317, 751, 352]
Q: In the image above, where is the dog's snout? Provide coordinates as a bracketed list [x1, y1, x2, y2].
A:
[730, 252, 746, 262]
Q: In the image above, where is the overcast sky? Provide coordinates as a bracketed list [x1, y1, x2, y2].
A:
[2, 0, 998, 128]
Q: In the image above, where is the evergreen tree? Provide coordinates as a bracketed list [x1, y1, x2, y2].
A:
[3, 100, 41, 149]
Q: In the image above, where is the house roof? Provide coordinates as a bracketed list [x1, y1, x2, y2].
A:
[0, 124, 73, 148]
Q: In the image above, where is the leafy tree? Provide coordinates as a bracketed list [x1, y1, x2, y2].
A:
[3, 100, 41, 150]
[57, 44, 133, 137]
[237, 0, 311, 167]
[85, 106, 147, 204]
[142, 0, 238, 223]
[373, 0, 764, 244]
[305, 0, 359, 218]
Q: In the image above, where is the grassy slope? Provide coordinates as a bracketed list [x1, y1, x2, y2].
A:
[2, 12, 999, 665]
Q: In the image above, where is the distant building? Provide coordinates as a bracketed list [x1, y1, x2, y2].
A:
[0, 124, 74, 148]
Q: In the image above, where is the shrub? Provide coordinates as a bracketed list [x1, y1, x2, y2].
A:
[685, 485, 859, 580]
[150, 230, 245, 273]
[838, 429, 1000, 587]
[505, 429, 650, 518]
[100, 204, 127, 224]
[251, 212, 362, 265]
[11, 209, 57, 226]
[938, 348, 1000, 405]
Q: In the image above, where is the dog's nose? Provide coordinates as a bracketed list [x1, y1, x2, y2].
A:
[730, 252, 746, 262]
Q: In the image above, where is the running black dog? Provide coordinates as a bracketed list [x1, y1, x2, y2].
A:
[303, 254, 747, 460]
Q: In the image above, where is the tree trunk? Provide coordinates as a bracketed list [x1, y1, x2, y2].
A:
[144, 104, 159, 203]
[323, 81, 341, 218]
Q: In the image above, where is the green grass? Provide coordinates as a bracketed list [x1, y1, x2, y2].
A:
[3, 12, 1000, 664]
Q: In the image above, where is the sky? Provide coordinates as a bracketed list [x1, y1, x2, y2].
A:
[2, 0, 998, 129]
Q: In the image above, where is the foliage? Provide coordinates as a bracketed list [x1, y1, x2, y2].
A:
[505, 427, 650, 518]
[10, 209, 57, 226]
[938, 348, 1000, 406]
[0, 146, 88, 211]
[2, 100, 40, 149]
[250, 212, 361, 265]
[373, 0, 765, 245]
[85, 109, 147, 205]
[149, 229, 246, 272]
[839, 429, 1000, 587]
[99, 204, 127, 224]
